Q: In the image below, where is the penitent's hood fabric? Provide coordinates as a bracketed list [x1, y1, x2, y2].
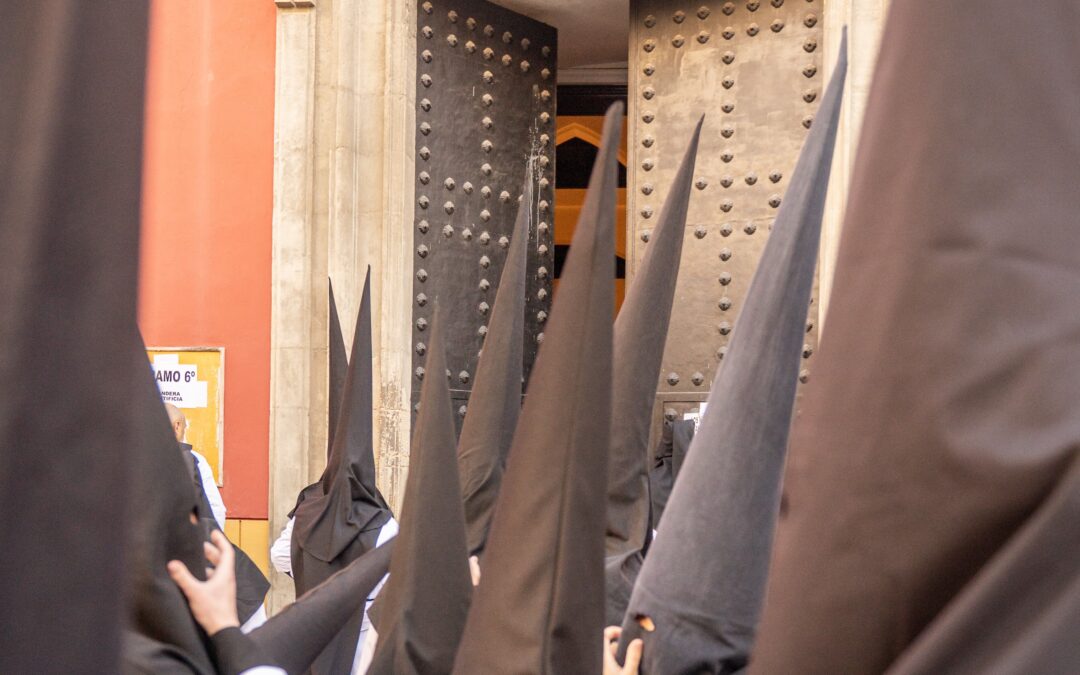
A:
[291, 269, 393, 674]
[368, 309, 472, 674]
[456, 169, 531, 556]
[451, 103, 622, 675]
[750, 3, 1080, 673]
[0, 2, 149, 672]
[616, 35, 846, 675]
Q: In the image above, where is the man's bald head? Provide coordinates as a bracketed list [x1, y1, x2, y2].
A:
[165, 403, 186, 442]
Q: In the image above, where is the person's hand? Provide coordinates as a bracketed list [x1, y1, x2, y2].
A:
[603, 626, 642, 675]
[167, 529, 239, 636]
[469, 555, 481, 586]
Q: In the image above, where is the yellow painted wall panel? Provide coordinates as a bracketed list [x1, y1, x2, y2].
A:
[238, 519, 271, 578]
[224, 518, 241, 543]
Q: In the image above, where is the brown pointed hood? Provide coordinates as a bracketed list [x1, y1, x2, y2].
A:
[456, 168, 531, 556]
[606, 117, 703, 556]
[451, 102, 622, 675]
[327, 278, 348, 457]
[0, 3, 148, 671]
[615, 40, 847, 674]
[368, 309, 472, 674]
[249, 540, 395, 675]
[751, 4, 1080, 672]
[886, 453, 1080, 674]
[129, 333, 215, 674]
[293, 268, 391, 568]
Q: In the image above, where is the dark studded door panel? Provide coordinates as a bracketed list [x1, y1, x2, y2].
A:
[412, 0, 556, 421]
[627, 0, 825, 441]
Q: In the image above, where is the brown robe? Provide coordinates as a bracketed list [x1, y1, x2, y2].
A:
[751, 2, 1080, 672]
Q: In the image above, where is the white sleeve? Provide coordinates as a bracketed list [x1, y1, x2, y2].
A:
[352, 518, 398, 674]
[375, 517, 399, 546]
[367, 518, 398, 600]
[193, 451, 227, 529]
[353, 624, 379, 675]
[269, 517, 295, 576]
[240, 604, 267, 634]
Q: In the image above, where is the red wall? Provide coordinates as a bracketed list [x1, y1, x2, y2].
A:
[140, 1, 276, 518]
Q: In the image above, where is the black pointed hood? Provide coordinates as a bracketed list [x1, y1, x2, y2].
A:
[456, 167, 531, 556]
[452, 103, 622, 675]
[293, 268, 391, 567]
[369, 309, 472, 674]
[249, 540, 395, 675]
[606, 117, 702, 557]
[129, 334, 216, 674]
[752, 4, 1080, 672]
[327, 279, 348, 457]
[288, 280, 352, 521]
[617, 40, 847, 674]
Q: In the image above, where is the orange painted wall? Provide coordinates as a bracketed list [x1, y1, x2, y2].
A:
[140, 1, 276, 518]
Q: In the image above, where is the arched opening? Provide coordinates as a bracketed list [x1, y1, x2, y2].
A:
[553, 115, 628, 314]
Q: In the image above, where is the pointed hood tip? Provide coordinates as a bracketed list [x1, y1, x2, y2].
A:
[606, 117, 702, 555]
[327, 277, 348, 458]
[453, 101, 620, 675]
[457, 170, 531, 555]
[294, 270, 389, 565]
[617, 55, 849, 671]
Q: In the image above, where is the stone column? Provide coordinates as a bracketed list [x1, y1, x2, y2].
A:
[269, 0, 318, 614]
[374, 0, 416, 516]
[818, 0, 891, 328]
[268, 0, 415, 612]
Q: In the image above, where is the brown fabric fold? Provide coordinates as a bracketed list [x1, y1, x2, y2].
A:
[751, 3, 1080, 672]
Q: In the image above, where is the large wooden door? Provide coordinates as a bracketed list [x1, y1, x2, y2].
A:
[411, 0, 557, 427]
[627, 0, 826, 431]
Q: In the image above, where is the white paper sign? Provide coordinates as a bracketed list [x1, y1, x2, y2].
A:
[152, 353, 208, 408]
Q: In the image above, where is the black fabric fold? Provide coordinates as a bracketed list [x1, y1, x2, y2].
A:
[185, 443, 269, 625]
[327, 279, 348, 458]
